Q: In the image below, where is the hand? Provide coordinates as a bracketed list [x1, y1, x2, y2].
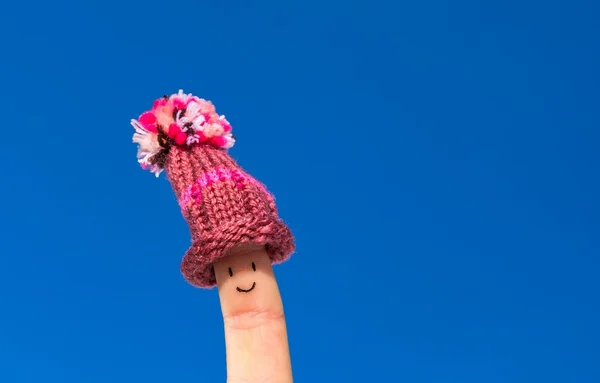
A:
[213, 244, 293, 383]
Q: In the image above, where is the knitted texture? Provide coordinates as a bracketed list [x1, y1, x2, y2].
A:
[131, 90, 295, 288]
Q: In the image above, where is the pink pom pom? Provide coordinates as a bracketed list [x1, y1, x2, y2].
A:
[210, 136, 227, 147]
[131, 91, 237, 178]
[152, 97, 167, 110]
[173, 98, 186, 111]
[221, 121, 232, 133]
[175, 132, 187, 146]
[168, 123, 181, 139]
[202, 113, 213, 124]
[139, 112, 157, 133]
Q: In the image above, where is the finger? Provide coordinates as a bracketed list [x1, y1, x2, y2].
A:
[214, 244, 293, 383]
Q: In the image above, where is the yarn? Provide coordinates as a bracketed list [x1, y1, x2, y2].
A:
[131, 90, 235, 177]
[131, 91, 294, 288]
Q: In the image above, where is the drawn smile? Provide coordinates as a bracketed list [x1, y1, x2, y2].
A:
[236, 282, 256, 293]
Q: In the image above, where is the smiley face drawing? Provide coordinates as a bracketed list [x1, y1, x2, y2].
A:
[214, 244, 281, 306]
[228, 261, 257, 293]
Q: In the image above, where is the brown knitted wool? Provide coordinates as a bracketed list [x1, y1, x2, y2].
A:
[164, 144, 295, 288]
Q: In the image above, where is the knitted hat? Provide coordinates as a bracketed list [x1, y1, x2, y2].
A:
[130, 90, 295, 288]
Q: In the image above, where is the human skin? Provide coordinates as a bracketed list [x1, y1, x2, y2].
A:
[214, 244, 293, 383]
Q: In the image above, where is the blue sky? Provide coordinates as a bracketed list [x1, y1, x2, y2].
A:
[0, 0, 598, 382]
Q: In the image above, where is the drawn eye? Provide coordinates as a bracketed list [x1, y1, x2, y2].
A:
[228, 267, 233, 277]
[251, 262, 256, 272]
